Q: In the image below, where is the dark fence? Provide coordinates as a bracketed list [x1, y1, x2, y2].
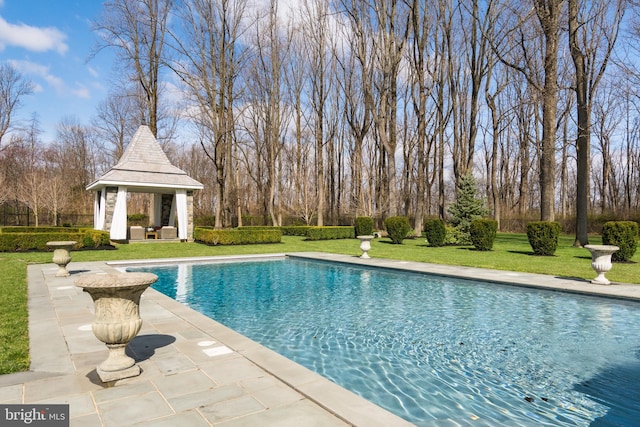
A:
[0, 203, 93, 227]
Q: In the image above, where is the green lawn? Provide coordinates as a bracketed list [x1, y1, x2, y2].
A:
[1, 233, 638, 374]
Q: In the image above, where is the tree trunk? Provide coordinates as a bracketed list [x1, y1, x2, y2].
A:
[535, 0, 561, 222]
[568, 0, 589, 246]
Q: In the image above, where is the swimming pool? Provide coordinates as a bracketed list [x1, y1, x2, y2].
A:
[130, 258, 640, 426]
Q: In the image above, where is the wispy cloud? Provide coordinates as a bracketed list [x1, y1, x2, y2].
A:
[8, 59, 89, 100]
[0, 16, 68, 54]
[71, 85, 90, 99]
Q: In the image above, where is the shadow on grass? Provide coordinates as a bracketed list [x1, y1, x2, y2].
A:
[508, 250, 540, 256]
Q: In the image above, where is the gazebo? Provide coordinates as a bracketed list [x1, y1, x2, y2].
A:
[87, 125, 203, 241]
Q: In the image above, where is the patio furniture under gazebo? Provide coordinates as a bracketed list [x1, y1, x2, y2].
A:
[87, 125, 203, 241]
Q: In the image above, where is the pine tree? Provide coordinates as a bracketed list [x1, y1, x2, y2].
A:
[447, 174, 489, 243]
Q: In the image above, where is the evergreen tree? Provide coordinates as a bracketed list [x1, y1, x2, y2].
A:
[447, 174, 489, 243]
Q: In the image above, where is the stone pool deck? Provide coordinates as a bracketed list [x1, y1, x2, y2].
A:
[1, 252, 638, 426]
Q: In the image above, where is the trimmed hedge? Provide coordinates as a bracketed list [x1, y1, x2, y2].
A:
[305, 226, 355, 241]
[384, 216, 411, 244]
[237, 226, 311, 236]
[280, 226, 312, 236]
[354, 217, 374, 237]
[602, 221, 639, 262]
[469, 219, 498, 251]
[424, 218, 446, 247]
[526, 221, 562, 256]
[127, 213, 149, 226]
[0, 229, 110, 252]
[194, 228, 281, 245]
[1, 226, 80, 233]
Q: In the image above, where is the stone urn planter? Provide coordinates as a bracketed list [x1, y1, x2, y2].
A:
[357, 235, 374, 259]
[46, 241, 77, 277]
[584, 244, 619, 285]
[75, 272, 158, 382]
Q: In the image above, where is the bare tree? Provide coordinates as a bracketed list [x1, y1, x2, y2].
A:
[300, 0, 334, 226]
[93, 89, 138, 167]
[53, 117, 98, 215]
[339, 0, 376, 218]
[16, 117, 44, 226]
[286, 26, 314, 223]
[485, 58, 509, 228]
[491, 0, 563, 221]
[373, 1, 410, 218]
[93, 0, 172, 137]
[40, 145, 71, 226]
[169, 0, 248, 228]
[569, 0, 625, 246]
[0, 63, 33, 148]
[240, 0, 292, 225]
[451, 0, 493, 181]
[407, 0, 436, 234]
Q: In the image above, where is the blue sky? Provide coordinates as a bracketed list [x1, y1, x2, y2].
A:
[0, 0, 113, 143]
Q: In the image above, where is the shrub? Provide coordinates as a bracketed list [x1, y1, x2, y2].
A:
[469, 219, 498, 251]
[423, 218, 446, 247]
[602, 221, 639, 262]
[447, 174, 489, 242]
[384, 216, 411, 244]
[194, 228, 281, 245]
[82, 235, 96, 248]
[305, 227, 355, 241]
[443, 224, 466, 245]
[355, 217, 374, 237]
[526, 221, 562, 256]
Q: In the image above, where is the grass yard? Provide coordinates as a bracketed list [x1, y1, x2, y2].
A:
[1, 232, 638, 375]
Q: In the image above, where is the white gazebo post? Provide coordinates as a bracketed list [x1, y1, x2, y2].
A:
[175, 189, 188, 241]
[109, 187, 128, 240]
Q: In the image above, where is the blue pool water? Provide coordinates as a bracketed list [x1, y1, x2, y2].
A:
[131, 259, 640, 426]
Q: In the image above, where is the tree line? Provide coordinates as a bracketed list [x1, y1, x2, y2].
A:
[2, 0, 640, 245]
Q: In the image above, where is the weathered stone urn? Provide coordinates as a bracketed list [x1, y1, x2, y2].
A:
[357, 235, 374, 259]
[46, 241, 77, 277]
[75, 272, 158, 382]
[584, 244, 619, 285]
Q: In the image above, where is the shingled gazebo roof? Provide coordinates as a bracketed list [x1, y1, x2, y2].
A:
[86, 125, 203, 192]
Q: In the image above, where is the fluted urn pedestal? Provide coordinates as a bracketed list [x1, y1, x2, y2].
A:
[584, 245, 619, 285]
[75, 272, 158, 382]
[357, 235, 374, 259]
[46, 241, 76, 277]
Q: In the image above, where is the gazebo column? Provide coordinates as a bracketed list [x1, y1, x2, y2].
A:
[93, 188, 106, 231]
[103, 187, 119, 233]
[187, 191, 194, 241]
[109, 187, 128, 240]
[152, 193, 163, 226]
